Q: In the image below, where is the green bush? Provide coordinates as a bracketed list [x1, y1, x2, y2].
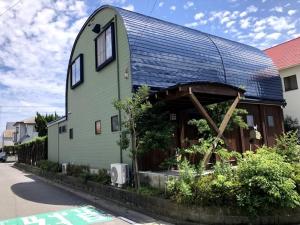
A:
[275, 131, 300, 163]
[67, 164, 90, 177]
[88, 169, 110, 184]
[37, 160, 60, 173]
[237, 147, 300, 214]
[167, 159, 197, 204]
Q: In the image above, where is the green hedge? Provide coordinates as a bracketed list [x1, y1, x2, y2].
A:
[4, 136, 47, 165]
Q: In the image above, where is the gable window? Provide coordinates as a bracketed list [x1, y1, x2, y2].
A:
[71, 54, 84, 88]
[284, 75, 298, 92]
[111, 115, 119, 132]
[95, 23, 115, 71]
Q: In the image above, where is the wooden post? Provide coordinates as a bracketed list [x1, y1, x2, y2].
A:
[239, 127, 246, 153]
[259, 105, 268, 146]
[202, 93, 241, 166]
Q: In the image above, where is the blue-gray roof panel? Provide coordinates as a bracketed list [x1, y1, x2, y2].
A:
[115, 7, 283, 102]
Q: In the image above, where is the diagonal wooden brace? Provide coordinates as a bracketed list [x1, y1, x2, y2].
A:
[202, 93, 241, 166]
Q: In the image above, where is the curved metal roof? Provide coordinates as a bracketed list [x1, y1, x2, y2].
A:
[114, 7, 283, 102]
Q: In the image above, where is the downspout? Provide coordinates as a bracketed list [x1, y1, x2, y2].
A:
[115, 15, 123, 163]
[57, 124, 60, 163]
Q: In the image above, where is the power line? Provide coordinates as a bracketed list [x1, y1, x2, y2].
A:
[0, 0, 23, 17]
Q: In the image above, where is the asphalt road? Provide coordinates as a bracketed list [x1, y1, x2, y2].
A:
[0, 163, 169, 225]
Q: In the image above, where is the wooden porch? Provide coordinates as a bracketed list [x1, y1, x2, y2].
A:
[139, 82, 284, 171]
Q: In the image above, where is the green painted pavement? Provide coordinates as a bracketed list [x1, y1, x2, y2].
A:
[0, 205, 112, 225]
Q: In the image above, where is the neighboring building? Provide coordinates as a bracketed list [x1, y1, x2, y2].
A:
[1, 122, 15, 148]
[48, 5, 284, 170]
[13, 117, 38, 144]
[265, 37, 300, 123]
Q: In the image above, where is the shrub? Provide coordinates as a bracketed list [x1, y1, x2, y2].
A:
[237, 147, 300, 214]
[284, 116, 300, 133]
[275, 131, 300, 163]
[67, 164, 90, 177]
[37, 160, 60, 173]
[88, 169, 110, 184]
[166, 159, 197, 204]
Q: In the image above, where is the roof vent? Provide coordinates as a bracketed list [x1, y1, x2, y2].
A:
[92, 24, 101, 33]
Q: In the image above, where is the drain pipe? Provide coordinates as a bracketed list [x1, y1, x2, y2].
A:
[115, 15, 123, 163]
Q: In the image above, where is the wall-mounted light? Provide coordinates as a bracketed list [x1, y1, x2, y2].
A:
[124, 67, 129, 79]
[92, 24, 101, 33]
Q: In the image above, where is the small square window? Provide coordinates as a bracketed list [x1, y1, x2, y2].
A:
[267, 116, 274, 127]
[111, 115, 119, 132]
[69, 128, 73, 139]
[95, 120, 101, 135]
[71, 54, 84, 89]
[284, 75, 298, 91]
[58, 127, 62, 133]
[246, 115, 254, 127]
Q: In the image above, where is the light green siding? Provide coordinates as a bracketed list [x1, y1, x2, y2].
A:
[48, 8, 132, 169]
[48, 123, 59, 162]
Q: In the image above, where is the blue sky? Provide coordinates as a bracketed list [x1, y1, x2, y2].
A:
[0, 0, 300, 137]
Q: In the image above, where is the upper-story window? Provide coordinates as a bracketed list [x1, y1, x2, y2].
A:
[284, 75, 298, 92]
[95, 23, 115, 71]
[71, 54, 84, 89]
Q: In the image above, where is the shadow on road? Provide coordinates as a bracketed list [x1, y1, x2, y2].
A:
[10, 174, 84, 206]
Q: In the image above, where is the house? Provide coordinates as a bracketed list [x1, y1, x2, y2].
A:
[47, 5, 284, 170]
[13, 117, 38, 144]
[265, 37, 300, 124]
[1, 122, 15, 148]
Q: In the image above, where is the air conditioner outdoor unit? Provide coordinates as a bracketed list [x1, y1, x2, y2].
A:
[62, 163, 68, 174]
[110, 163, 128, 187]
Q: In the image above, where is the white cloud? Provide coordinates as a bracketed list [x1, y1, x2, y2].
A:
[240, 11, 247, 17]
[122, 4, 134, 11]
[170, 5, 176, 11]
[184, 1, 194, 9]
[253, 32, 266, 40]
[266, 32, 281, 40]
[0, 0, 88, 133]
[226, 20, 235, 28]
[185, 22, 198, 28]
[194, 12, 204, 20]
[288, 10, 297, 16]
[247, 5, 258, 13]
[270, 6, 283, 13]
[287, 29, 297, 35]
[158, 1, 164, 7]
[240, 18, 250, 29]
[99, 0, 126, 4]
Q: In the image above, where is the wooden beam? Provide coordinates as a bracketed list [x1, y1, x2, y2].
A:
[202, 93, 241, 166]
[259, 104, 268, 146]
[188, 92, 220, 135]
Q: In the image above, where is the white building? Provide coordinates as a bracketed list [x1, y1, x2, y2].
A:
[265, 37, 300, 124]
[1, 122, 15, 148]
[13, 117, 38, 144]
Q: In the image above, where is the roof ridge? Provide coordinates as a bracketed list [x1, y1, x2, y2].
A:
[264, 36, 300, 51]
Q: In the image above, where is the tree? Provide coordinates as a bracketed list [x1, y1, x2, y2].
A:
[284, 115, 299, 133]
[35, 112, 59, 137]
[113, 85, 174, 189]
